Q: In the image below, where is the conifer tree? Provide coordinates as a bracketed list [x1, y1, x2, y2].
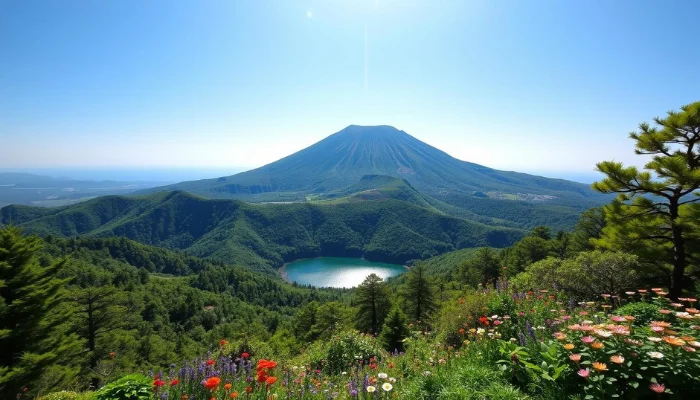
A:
[593, 102, 700, 298]
[0, 227, 72, 397]
[379, 308, 409, 352]
[354, 274, 391, 335]
[403, 264, 437, 323]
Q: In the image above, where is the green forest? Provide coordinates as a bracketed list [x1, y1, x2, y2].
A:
[1, 102, 700, 399]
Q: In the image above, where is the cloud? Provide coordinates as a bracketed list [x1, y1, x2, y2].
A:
[306, 9, 313, 19]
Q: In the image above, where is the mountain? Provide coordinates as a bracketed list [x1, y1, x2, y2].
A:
[308, 175, 435, 209]
[143, 125, 601, 202]
[0, 172, 165, 208]
[139, 125, 607, 230]
[0, 191, 524, 273]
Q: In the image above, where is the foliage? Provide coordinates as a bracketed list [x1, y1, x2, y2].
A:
[403, 264, 438, 323]
[513, 251, 641, 297]
[94, 374, 151, 400]
[614, 301, 661, 326]
[38, 391, 95, 400]
[354, 274, 391, 335]
[0, 227, 77, 398]
[593, 101, 700, 297]
[307, 331, 387, 375]
[379, 308, 410, 352]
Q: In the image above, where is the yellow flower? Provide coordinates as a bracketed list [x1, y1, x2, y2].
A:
[563, 343, 575, 350]
[591, 341, 604, 350]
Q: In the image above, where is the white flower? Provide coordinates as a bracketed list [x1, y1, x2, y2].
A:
[377, 372, 388, 379]
[648, 351, 664, 359]
[594, 329, 612, 338]
[341, 371, 347, 375]
[476, 328, 485, 335]
[389, 377, 396, 383]
[691, 341, 700, 348]
[382, 383, 393, 392]
[648, 337, 662, 343]
[366, 385, 376, 393]
[491, 315, 499, 319]
[423, 371, 431, 376]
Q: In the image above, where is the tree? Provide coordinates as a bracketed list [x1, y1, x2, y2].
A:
[379, 308, 409, 353]
[458, 248, 501, 286]
[0, 227, 74, 397]
[403, 265, 437, 323]
[354, 274, 391, 335]
[569, 207, 606, 253]
[308, 302, 349, 341]
[69, 285, 131, 388]
[593, 102, 700, 298]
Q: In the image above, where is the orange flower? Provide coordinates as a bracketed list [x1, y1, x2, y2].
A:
[109, 352, 116, 358]
[610, 355, 624, 364]
[663, 336, 686, 347]
[592, 362, 607, 372]
[224, 383, 232, 390]
[591, 342, 604, 350]
[266, 376, 278, 385]
[458, 328, 466, 335]
[204, 377, 221, 390]
[245, 386, 253, 393]
[563, 343, 575, 350]
[220, 339, 228, 346]
[230, 393, 239, 399]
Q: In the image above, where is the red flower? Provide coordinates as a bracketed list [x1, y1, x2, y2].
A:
[245, 386, 253, 393]
[153, 379, 165, 388]
[266, 376, 278, 385]
[206, 359, 216, 366]
[256, 371, 268, 383]
[241, 352, 250, 359]
[370, 363, 377, 370]
[256, 359, 277, 371]
[170, 379, 179, 386]
[479, 316, 489, 326]
[458, 328, 466, 335]
[220, 339, 228, 346]
[204, 377, 221, 390]
[224, 383, 232, 390]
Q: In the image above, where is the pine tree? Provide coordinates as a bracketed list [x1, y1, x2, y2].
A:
[379, 308, 409, 352]
[593, 101, 700, 298]
[403, 265, 437, 323]
[354, 274, 391, 335]
[0, 227, 72, 397]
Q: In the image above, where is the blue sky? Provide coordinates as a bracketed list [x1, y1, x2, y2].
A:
[1, 0, 698, 181]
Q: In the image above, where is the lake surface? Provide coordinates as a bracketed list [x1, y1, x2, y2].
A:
[282, 257, 407, 288]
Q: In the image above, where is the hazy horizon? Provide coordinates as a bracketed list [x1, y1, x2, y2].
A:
[2, 0, 698, 175]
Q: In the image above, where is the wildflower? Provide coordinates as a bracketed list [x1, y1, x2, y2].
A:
[594, 329, 612, 338]
[458, 328, 465, 335]
[563, 343, 575, 350]
[367, 386, 376, 393]
[241, 352, 250, 358]
[204, 377, 221, 390]
[245, 387, 252, 393]
[649, 383, 665, 393]
[663, 336, 686, 347]
[206, 359, 216, 366]
[691, 341, 700, 348]
[651, 321, 671, 328]
[266, 376, 278, 385]
[479, 316, 489, 326]
[591, 342, 604, 350]
[648, 337, 662, 342]
[569, 353, 581, 362]
[231, 393, 239, 399]
[553, 332, 566, 341]
[625, 291, 635, 295]
[682, 346, 696, 353]
[109, 352, 116, 358]
[220, 339, 228, 346]
[382, 383, 393, 392]
[170, 379, 179, 386]
[377, 372, 388, 379]
[624, 315, 635, 321]
[389, 377, 396, 383]
[592, 362, 608, 372]
[638, 289, 647, 293]
[659, 309, 671, 315]
[577, 368, 590, 378]
[610, 355, 624, 364]
[648, 351, 664, 359]
[224, 383, 232, 390]
[423, 371, 431, 376]
[651, 326, 664, 333]
[581, 336, 595, 344]
[493, 320, 502, 326]
[610, 316, 625, 323]
[153, 379, 166, 388]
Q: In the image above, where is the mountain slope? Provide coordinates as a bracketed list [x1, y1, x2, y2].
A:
[1, 191, 524, 273]
[143, 125, 603, 205]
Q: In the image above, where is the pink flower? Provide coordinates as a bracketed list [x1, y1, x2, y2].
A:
[493, 320, 502, 326]
[581, 336, 595, 344]
[651, 326, 664, 333]
[610, 316, 625, 323]
[569, 353, 582, 362]
[577, 368, 590, 378]
[649, 383, 665, 393]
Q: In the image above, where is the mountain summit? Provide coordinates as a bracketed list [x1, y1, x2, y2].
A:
[146, 125, 600, 206]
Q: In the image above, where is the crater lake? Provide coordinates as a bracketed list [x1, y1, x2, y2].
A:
[281, 257, 407, 288]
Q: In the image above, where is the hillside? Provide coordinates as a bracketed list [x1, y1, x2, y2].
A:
[139, 125, 607, 230]
[1, 191, 524, 273]
[308, 174, 435, 209]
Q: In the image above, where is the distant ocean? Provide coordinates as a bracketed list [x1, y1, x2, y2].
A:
[0, 167, 250, 183]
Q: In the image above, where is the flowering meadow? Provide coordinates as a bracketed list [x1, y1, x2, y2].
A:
[34, 282, 700, 400]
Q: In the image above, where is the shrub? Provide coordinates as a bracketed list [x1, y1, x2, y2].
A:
[307, 331, 386, 374]
[95, 374, 151, 400]
[38, 392, 94, 400]
[614, 302, 661, 326]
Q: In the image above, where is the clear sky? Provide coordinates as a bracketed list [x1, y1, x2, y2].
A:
[1, 0, 698, 181]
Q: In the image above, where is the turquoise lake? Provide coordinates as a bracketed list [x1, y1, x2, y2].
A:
[282, 257, 407, 288]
